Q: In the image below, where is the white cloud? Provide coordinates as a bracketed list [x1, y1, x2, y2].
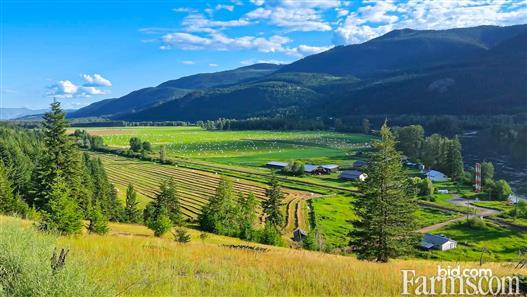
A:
[209, 63, 219, 67]
[216, 4, 234, 11]
[181, 13, 251, 33]
[161, 32, 292, 53]
[245, 6, 333, 32]
[240, 59, 291, 65]
[81, 73, 112, 87]
[333, 0, 527, 45]
[181, 60, 195, 65]
[48, 74, 111, 98]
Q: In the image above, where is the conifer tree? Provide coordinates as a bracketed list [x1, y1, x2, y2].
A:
[40, 177, 83, 235]
[159, 145, 167, 163]
[150, 178, 183, 225]
[32, 100, 74, 209]
[262, 174, 285, 229]
[351, 122, 417, 262]
[0, 161, 15, 214]
[124, 183, 141, 223]
[446, 136, 464, 180]
[146, 205, 172, 237]
[87, 204, 109, 235]
[199, 176, 240, 236]
[238, 192, 257, 240]
[173, 228, 191, 244]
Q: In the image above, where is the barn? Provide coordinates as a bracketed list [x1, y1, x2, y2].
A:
[421, 234, 457, 251]
[340, 170, 367, 181]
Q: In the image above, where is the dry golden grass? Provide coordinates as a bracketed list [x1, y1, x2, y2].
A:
[57, 221, 523, 296]
[2, 216, 523, 296]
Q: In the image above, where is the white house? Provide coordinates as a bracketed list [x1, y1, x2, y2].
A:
[425, 170, 448, 182]
[437, 189, 449, 194]
[421, 234, 457, 251]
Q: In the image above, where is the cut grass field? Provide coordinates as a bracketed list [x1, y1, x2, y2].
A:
[91, 152, 313, 235]
[3, 216, 524, 297]
[74, 126, 373, 167]
[415, 207, 461, 229]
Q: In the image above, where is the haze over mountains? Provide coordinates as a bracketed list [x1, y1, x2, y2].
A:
[69, 24, 527, 122]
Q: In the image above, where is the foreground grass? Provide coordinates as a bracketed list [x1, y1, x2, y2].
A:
[2, 216, 525, 296]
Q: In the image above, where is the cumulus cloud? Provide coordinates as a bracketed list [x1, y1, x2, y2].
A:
[216, 4, 234, 11]
[181, 13, 250, 33]
[48, 74, 111, 98]
[181, 60, 195, 65]
[333, 0, 527, 45]
[81, 73, 112, 87]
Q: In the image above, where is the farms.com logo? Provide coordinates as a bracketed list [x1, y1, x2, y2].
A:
[401, 265, 521, 295]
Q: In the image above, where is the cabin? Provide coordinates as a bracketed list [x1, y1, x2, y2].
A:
[421, 234, 457, 251]
[353, 160, 368, 169]
[266, 161, 288, 170]
[340, 170, 368, 181]
[437, 189, 449, 194]
[425, 170, 448, 182]
[321, 164, 339, 173]
[293, 228, 307, 242]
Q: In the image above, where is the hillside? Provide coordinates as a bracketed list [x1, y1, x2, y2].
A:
[71, 24, 527, 122]
[2, 216, 522, 296]
[0, 108, 48, 120]
[279, 24, 527, 77]
[69, 63, 281, 119]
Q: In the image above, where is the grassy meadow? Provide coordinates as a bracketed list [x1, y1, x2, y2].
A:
[2, 216, 524, 297]
[76, 126, 372, 167]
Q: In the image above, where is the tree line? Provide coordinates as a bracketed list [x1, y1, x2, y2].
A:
[0, 101, 122, 235]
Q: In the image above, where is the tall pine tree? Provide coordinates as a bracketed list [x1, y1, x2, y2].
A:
[238, 192, 257, 240]
[124, 183, 141, 223]
[351, 122, 417, 262]
[446, 136, 464, 181]
[262, 174, 285, 229]
[199, 176, 240, 236]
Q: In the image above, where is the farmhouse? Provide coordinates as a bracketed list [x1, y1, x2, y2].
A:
[293, 228, 307, 242]
[340, 170, 368, 181]
[421, 234, 457, 251]
[266, 161, 288, 170]
[425, 170, 448, 182]
[321, 164, 339, 172]
[353, 160, 368, 169]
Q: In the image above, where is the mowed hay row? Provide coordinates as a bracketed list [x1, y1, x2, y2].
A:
[94, 153, 308, 223]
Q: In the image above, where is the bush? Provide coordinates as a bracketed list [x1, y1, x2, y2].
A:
[259, 223, 284, 246]
[465, 218, 488, 230]
[87, 207, 109, 235]
[146, 207, 172, 237]
[0, 219, 109, 296]
[173, 228, 191, 244]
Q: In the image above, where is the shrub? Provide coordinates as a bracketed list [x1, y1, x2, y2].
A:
[173, 228, 191, 244]
[0, 219, 109, 296]
[465, 218, 488, 230]
[87, 207, 109, 235]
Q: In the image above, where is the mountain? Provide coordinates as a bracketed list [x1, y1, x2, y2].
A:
[73, 24, 527, 122]
[158, 63, 281, 89]
[69, 63, 282, 118]
[278, 24, 527, 77]
[0, 108, 48, 120]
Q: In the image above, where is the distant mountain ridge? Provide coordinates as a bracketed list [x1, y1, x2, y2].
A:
[0, 108, 48, 120]
[70, 24, 527, 122]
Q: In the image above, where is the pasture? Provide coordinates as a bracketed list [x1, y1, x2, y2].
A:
[78, 126, 372, 167]
[3, 216, 524, 296]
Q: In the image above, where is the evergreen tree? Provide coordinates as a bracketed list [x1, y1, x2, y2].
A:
[446, 137, 464, 180]
[481, 161, 495, 185]
[260, 222, 283, 246]
[0, 161, 15, 214]
[146, 205, 172, 237]
[199, 176, 240, 236]
[154, 178, 183, 225]
[304, 227, 326, 251]
[238, 192, 257, 240]
[173, 228, 191, 244]
[32, 100, 76, 209]
[87, 204, 109, 235]
[262, 174, 285, 229]
[351, 122, 417, 262]
[124, 183, 141, 223]
[40, 177, 83, 235]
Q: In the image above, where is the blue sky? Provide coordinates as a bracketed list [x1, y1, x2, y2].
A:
[1, 0, 526, 109]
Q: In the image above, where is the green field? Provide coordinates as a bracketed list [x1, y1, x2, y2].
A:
[427, 221, 527, 262]
[415, 207, 460, 229]
[311, 195, 357, 248]
[77, 127, 373, 167]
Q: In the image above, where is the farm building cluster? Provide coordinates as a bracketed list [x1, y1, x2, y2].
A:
[266, 160, 369, 181]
